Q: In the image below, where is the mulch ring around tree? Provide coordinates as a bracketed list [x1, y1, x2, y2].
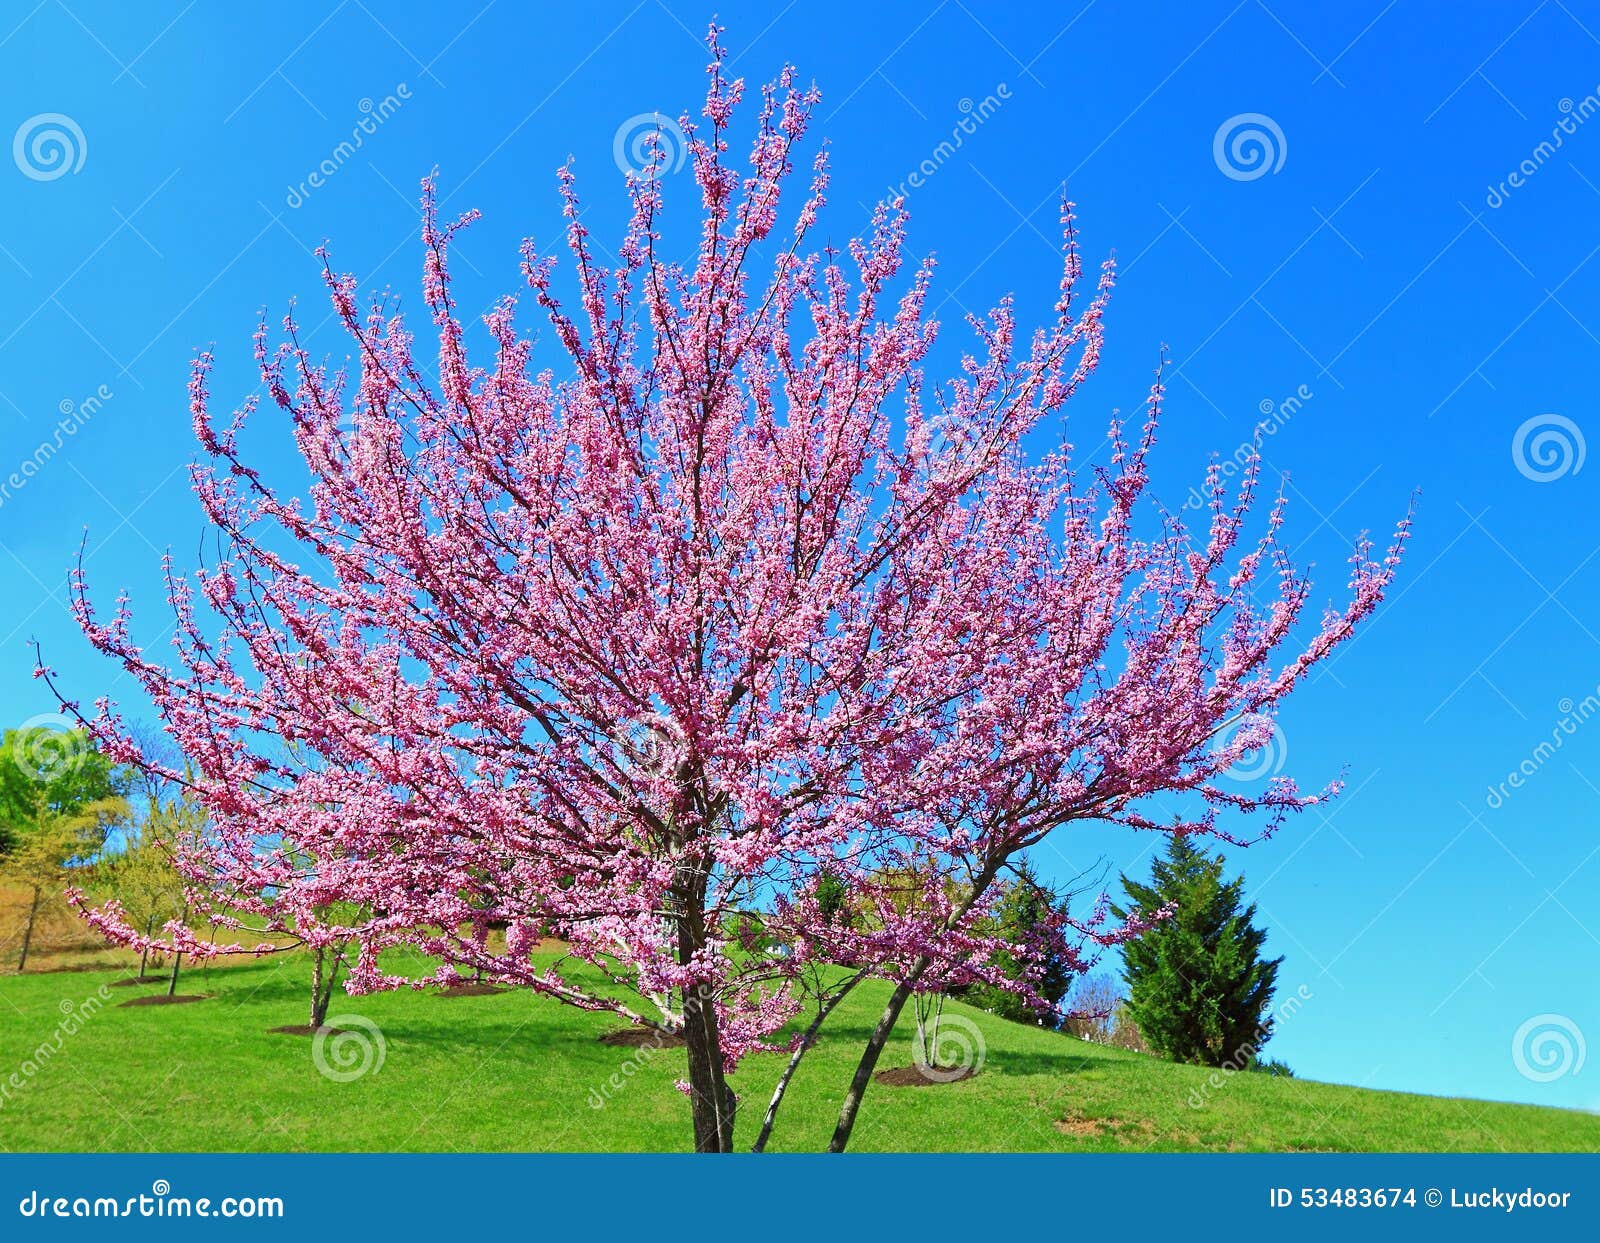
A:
[267, 1024, 350, 1037]
[598, 1025, 686, 1049]
[435, 982, 509, 998]
[118, 994, 208, 1008]
[873, 1063, 980, 1088]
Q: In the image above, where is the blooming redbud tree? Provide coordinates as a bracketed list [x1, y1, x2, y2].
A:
[44, 31, 1407, 1153]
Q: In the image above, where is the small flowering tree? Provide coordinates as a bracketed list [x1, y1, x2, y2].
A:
[44, 30, 1406, 1152]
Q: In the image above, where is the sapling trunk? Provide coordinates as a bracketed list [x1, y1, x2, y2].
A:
[139, 915, 154, 978]
[308, 942, 345, 1029]
[17, 885, 41, 972]
[920, 993, 947, 1068]
[309, 944, 327, 1028]
[165, 903, 188, 996]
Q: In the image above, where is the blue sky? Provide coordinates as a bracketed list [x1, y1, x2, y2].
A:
[1, 1, 1598, 1124]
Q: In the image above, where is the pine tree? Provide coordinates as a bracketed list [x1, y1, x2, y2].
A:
[1111, 834, 1281, 1066]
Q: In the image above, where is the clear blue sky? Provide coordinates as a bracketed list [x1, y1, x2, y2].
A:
[2, 2, 1597, 1122]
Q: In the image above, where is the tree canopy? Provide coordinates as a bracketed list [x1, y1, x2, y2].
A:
[43, 28, 1405, 1151]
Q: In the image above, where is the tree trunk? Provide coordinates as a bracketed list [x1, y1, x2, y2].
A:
[309, 944, 328, 1028]
[751, 971, 865, 1153]
[165, 904, 188, 997]
[681, 980, 736, 1152]
[921, 992, 947, 1068]
[139, 916, 153, 978]
[673, 866, 734, 1153]
[17, 885, 41, 972]
[308, 942, 345, 1029]
[827, 975, 918, 1153]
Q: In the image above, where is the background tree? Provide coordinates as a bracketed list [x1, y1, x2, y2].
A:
[46, 29, 1406, 1152]
[90, 811, 187, 981]
[77, 776, 367, 1027]
[0, 725, 128, 971]
[138, 786, 206, 997]
[1112, 834, 1282, 1067]
[1062, 972, 1149, 1051]
[957, 859, 1079, 1026]
[89, 734, 197, 984]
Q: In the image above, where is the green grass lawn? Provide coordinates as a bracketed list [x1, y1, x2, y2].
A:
[0, 954, 1593, 1152]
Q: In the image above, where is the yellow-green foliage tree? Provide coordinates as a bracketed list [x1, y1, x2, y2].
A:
[91, 774, 201, 987]
[0, 724, 129, 971]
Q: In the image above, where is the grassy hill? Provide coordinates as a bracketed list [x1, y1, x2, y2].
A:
[0, 953, 1593, 1153]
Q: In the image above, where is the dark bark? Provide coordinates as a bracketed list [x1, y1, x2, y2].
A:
[308, 941, 346, 1027]
[681, 979, 736, 1152]
[309, 944, 329, 1028]
[827, 975, 918, 1152]
[673, 865, 735, 1153]
[17, 885, 41, 972]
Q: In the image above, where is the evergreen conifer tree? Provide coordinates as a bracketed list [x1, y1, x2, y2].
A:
[1112, 834, 1281, 1066]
